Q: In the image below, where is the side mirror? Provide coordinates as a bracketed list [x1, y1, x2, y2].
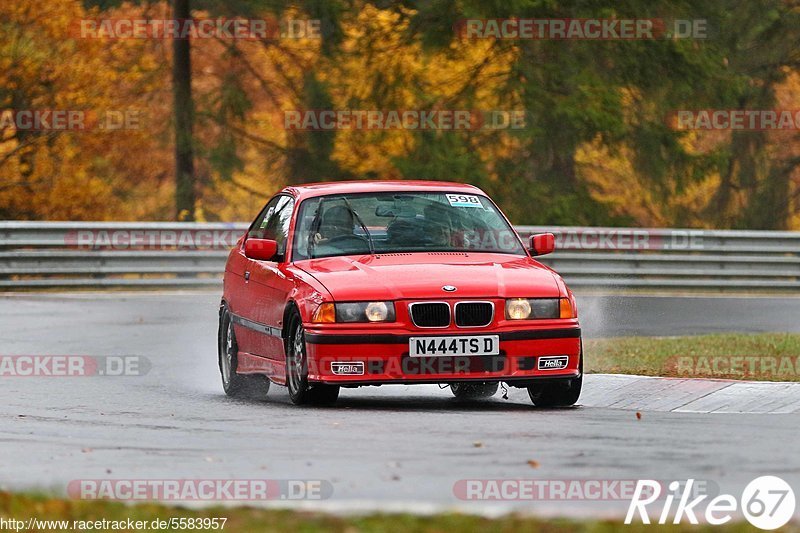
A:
[244, 238, 278, 261]
[529, 233, 555, 256]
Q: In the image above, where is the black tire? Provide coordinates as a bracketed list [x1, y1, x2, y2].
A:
[527, 377, 581, 407]
[285, 311, 339, 406]
[218, 306, 270, 399]
[527, 347, 583, 407]
[450, 381, 499, 399]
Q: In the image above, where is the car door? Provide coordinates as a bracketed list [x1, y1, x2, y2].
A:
[245, 195, 295, 360]
[233, 195, 287, 356]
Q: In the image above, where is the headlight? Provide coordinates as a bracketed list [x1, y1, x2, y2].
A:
[365, 301, 391, 322]
[335, 301, 396, 323]
[505, 298, 570, 319]
[506, 298, 532, 320]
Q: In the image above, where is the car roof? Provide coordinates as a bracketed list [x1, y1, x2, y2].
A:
[282, 180, 485, 200]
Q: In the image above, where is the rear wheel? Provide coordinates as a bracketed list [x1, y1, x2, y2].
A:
[450, 382, 499, 399]
[286, 312, 339, 406]
[218, 306, 270, 399]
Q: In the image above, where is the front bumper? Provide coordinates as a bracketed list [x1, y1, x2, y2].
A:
[304, 325, 582, 385]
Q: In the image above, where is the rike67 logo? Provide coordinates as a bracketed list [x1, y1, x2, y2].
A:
[626, 476, 796, 530]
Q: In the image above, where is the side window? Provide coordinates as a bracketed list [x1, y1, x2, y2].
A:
[273, 197, 295, 257]
[248, 195, 290, 240]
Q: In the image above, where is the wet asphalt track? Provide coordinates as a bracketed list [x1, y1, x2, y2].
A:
[1, 292, 799, 519]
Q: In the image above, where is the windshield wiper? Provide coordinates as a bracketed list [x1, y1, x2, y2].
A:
[341, 197, 375, 255]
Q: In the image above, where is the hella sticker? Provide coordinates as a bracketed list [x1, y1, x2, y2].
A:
[538, 356, 569, 371]
[331, 362, 365, 376]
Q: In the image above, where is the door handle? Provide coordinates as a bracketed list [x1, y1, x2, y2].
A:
[244, 271, 250, 282]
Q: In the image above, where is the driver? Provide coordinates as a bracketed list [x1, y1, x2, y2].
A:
[313, 205, 355, 244]
[423, 206, 452, 247]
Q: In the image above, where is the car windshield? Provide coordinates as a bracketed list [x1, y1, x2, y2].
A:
[292, 191, 526, 260]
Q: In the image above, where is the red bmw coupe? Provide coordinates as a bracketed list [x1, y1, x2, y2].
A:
[219, 181, 582, 406]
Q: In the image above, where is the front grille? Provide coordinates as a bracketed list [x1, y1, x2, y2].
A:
[410, 302, 450, 328]
[455, 301, 494, 327]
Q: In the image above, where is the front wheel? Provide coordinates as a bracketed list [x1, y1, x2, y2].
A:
[450, 382, 499, 399]
[527, 376, 582, 407]
[527, 348, 583, 407]
[286, 313, 339, 406]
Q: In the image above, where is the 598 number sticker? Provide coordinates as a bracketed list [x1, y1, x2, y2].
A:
[445, 194, 482, 208]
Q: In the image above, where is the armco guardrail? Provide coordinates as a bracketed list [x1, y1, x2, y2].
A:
[1, 221, 799, 290]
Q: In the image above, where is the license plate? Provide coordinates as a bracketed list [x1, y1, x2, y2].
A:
[409, 335, 499, 357]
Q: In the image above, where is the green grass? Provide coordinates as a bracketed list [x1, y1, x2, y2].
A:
[586, 333, 800, 381]
[2, 492, 796, 532]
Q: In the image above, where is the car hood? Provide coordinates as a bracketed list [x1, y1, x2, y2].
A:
[296, 253, 560, 301]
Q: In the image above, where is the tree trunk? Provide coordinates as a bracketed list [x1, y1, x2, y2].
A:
[172, 0, 195, 221]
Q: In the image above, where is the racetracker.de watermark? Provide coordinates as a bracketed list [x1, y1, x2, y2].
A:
[455, 18, 708, 40]
[303, 355, 513, 376]
[64, 228, 242, 250]
[282, 109, 526, 130]
[0, 110, 142, 131]
[74, 18, 321, 40]
[665, 355, 800, 379]
[668, 109, 800, 130]
[454, 479, 717, 501]
[0, 356, 150, 377]
[544, 228, 704, 251]
[68, 479, 333, 501]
